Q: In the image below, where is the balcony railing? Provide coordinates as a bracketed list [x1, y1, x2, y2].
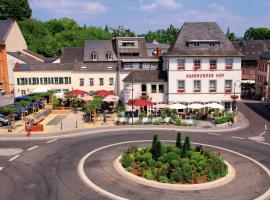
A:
[210, 66, 217, 70]
[209, 88, 216, 92]
[194, 66, 201, 70]
[225, 88, 232, 93]
[194, 88, 201, 92]
[225, 65, 233, 70]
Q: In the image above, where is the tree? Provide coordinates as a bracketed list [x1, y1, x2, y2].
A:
[227, 32, 237, 41]
[16, 100, 31, 123]
[0, 107, 19, 131]
[152, 141, 161, 160]
[176, 132, 182, 149]
[83, 96, 103, 122]
[244, 27, 270, 40]
[184, 136, 191, 151]
[111, 26, 136, 37]
[0, 0, 31, 21]
[152, 134, 158, 149]
[145, 25, 179, 44]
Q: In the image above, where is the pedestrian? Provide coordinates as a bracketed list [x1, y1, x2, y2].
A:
[25, 121, 32, 137]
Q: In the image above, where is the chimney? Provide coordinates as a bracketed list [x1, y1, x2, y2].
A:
[156, 48, 161, 58]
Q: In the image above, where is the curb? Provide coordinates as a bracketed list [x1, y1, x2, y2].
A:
[77, 140, 270, 200]
[114, 155, 235, 191]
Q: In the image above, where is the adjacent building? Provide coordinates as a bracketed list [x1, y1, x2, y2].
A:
[164, 22, 242, 110]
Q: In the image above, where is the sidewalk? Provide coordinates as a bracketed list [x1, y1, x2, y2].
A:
[0, 112, 249, 141]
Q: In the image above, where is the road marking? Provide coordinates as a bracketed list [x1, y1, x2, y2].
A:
[232, 136, 245, 140]
[46, 139, 58, 143]
[265, 124, 268, 130]
[27, 146, 39, 151]
[258, 141, 270, 146]
[259, 131, 266, 137]
[0, 167, 3, 171]
[9, 155, 20, 162]
[208, 133, 221, 136]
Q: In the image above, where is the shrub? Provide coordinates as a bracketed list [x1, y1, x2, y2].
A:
[175, 119, 182, 126]
[152, 141, 162, 160]
[159, 176, 169, 183]
[167, 145, 173, 152]
[171, 170, 181, 182]
[171, 147, 181, 154]
[153, 120, 161, 125]
[140, 161, 147, 168]
[215, 113, 234, 124]
[147, 159, 156, 168]
[156, 161, 162, 168]
[142, 152, 152, 162]
[122, 154, 133, 168]
[183, 164, 193, 183]
[157, 156, 166, 163]
[171, 160, 179, 169]
[167, 152, 179, 164]
[146, 169, 155, 180]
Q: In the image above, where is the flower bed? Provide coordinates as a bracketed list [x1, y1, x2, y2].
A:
[121, 134, 228, 184]
[214, 113, 234, 124]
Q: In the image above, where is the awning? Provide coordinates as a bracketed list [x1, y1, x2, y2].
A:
[205, 103, 224, 110]
[169, 103, 187, 110]
[127, 99, 153, 107]
[65, 89, 88, 95]
[80, 95, 93, 102]
[187, 103, 205, 109]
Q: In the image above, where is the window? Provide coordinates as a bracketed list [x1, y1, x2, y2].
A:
[123, 63, 132, 69]
[40, 78, 43, 85]
[62, 89, 69, 92]
[106, 52, 112, 60]
[177, 59, 185, 70]
[194, 42, 200, 47]
[55, 77, 59, 84]
[80, 78, 84, 86]
[225, 80, 232, 93]
[19, 78, 27, 85]
[210, 60, 217, 70]
[121, 41, 136, 47]
[99, 78, 104, 86]
[159, 85, 164, 93]
[194, 59, 201, 70]
[177, 80, 185, 93]
[55, 89, 61, 93]
[109, 78, 114, 85]
[225, 102, 231, 110]
[48, 77, 51, 84]
[32, 78, 38, 85]
[51, 78, 54, 84]
[225, 59, 233, 70]
[210, 43, 215, 47]
[142, 63, 151, 69]
[151, 85, 157, 93]
[91, 52, 98, 60]
[165, 60, 169, 70]
[194, 80, 201, 92]
[17, 78, 20, 85]
[64, 77, 69, 84]
[21, 90, 26, 95]
[209, 80, 217, 92]
[132, 63, 140, 69]
[89, 78, 94, 86]
[28, 78, 32, 85]
[59, 77, 64, 84]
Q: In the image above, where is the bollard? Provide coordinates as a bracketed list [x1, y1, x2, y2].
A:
[61, 122, 63, 130]
[76, 120, 78, 128]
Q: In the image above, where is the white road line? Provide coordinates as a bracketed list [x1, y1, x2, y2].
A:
[265, 124, 268, 131]
[46, 139, 58, 143]
[0, 167, 3, 171]
[259, 131, 266, 137]
[9, 155, 20, 162]
[208, 133, 221, 136]
[258, 141, 270, 146]
[232, 136, 245, 140]
[27, 146, 39, 151]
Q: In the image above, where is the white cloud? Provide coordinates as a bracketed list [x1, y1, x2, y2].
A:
[209, 3, 226, 12]
[30, 0, 107, 16]
[139, 0, 182, 12]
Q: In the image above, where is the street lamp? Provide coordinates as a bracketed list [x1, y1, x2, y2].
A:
[232, 80, 241, 111]
[131, 69, 134, 125]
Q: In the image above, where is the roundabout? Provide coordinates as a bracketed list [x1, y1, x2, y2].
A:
[78, 137, 270, 200]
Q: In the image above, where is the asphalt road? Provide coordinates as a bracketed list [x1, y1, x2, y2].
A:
[0, 102, 269, 200]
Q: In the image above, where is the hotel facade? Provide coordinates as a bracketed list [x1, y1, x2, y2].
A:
[12, 22, 242, 111]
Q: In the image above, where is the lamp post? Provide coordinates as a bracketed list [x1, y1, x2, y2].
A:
[232, 80, 241, 111]
[131, 69, 134, 125]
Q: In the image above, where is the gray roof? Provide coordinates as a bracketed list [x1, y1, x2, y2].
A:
[14, 63, 74, 72]
[123, 70, 167, 83]
[61, 47, 84, 63]
[166, 22, 242, 57]
[8, 52, 43, 64]
[74, 62, 118, 72]
[23, 49, 46, 60]
[146, 42, 170, 50]
[242, 40, 270, 60]
[83, 40, 117, 61]
[0, 20, 13, 42]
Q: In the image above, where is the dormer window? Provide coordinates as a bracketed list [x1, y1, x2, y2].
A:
[91, 52, 98, 61]
[106, 52, 113, 60]
[210, 43, 215, 47]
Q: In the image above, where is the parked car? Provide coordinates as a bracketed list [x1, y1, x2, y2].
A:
[0, 114, 9, 127]
[8, 104, 28, 116]
[0, 108, 21, 120]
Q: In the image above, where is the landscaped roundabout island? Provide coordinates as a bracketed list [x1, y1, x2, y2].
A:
[121, 134, 228, 184]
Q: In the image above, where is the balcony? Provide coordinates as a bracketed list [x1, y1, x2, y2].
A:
[225, 65, 233, 70]
[177, 88, 185, 93]
[177, 66, 185, 70]
[209, 88, 216, 93]
[80, 84, 84, 86]
[194, 66, 201, 70]
[225, 88, 232, 93]
[194, 88, 201, 92]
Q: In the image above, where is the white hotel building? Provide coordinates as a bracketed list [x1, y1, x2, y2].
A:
[163, 22, 242, 110]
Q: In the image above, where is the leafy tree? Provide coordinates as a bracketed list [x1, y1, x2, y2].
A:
[111, 26, 135, 37]
[176, 132, 182, 149]
[83, 96, 103, 122]
[227, 32, 237, 41]
[244, 27, 270, 40]
[0, 0, 31, 21]
[0, 107, 19, 130]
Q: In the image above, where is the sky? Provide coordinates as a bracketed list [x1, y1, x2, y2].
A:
[29, 0, 270, 36]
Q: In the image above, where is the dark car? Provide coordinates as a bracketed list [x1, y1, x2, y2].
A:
[0, 108, 21, 120]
